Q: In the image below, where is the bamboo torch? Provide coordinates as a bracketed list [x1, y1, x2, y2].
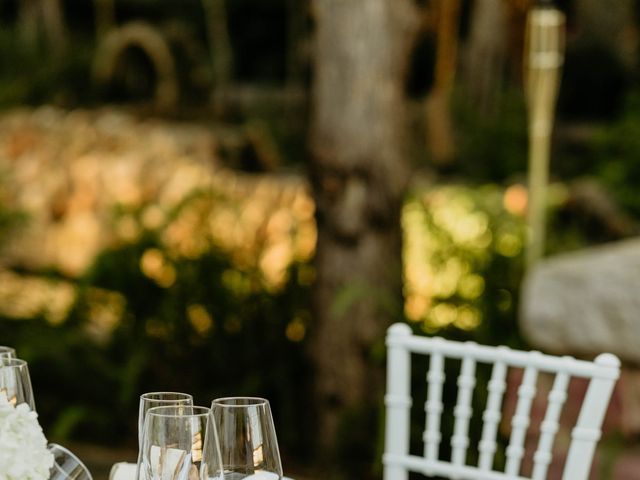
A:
[524, 1, 565, 268]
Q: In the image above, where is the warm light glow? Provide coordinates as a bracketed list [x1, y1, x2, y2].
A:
[404, 294, 429, 322]
[142, 205, 166, 230]
[191, 431, 204, 463]
[458, 274, 485, 300]
[0, 108, 528, 339]
[496, 232, 522, 257]
[0, 270, 75, 324]
[260, 242, 293, 290]
[285, 318, 306, 342]
[253, 445, 265, 467]
[429, 303, 458, 328]
[504, 184, 528, 217]
[140, 248, 176, 288]
[84, 289, 127, 343]
[456, 306, 481, 330]
[403, 185, 525, 333]
[187, 304, 214, 335]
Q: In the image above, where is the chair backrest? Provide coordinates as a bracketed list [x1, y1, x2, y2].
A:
[383, 323, 620, 480]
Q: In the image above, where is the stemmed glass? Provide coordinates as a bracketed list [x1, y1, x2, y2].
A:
[0, 345, 16, 360]
[137, 405, 211, 480]
[138, 392, 194, 447]
[135, 392, 194, 480]
[0, 357, 35, 410]
[48, 443, 93, 480]
[208, 397, 283, 480]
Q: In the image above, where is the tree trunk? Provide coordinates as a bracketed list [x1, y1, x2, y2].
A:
[95, 0, 116, 40]
[309, 0, 419, 461]
[41, 0, 68, 55]
[425, 0, 462, 166]
[18, 0, 68, 54]
[18, 0, 39, 49]
[286, 0, 308, 88]
[574, 0, 638, 70]
[463, 0, 509, 114]
[201, 0, 234, 114]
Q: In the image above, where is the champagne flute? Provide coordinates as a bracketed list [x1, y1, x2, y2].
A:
[0, 346, 16, 360]
[0, 357, 35, 410]
[210, 397, 283, 480]
[48, 443, 93, 480]
[137, 405, 210, 480]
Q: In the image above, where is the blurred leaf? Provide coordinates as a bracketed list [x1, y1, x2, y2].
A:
[331, 281, 400, 319]
[49, 406, 88, 442]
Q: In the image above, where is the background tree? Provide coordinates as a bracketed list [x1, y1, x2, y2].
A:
[94, 0, 115, 40]
[18, 0, 68, 54]
[463, 0, 509, 114]
[202, 0, 234, 113]
[309, 0, 421, 468]
[425, 0, 462, 166]
[574, 0, 638, 71]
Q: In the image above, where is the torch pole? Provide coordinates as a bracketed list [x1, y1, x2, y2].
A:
[524, 3, 565, 268]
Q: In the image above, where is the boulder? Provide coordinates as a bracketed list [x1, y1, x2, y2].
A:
[521, 239, 640, 363]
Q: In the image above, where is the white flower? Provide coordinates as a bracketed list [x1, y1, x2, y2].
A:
[0, 392, 54, 480]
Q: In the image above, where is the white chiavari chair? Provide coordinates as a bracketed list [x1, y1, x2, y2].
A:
[383, 323, 620, 480]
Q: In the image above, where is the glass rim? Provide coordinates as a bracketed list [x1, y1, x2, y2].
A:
[146, 405, 210, 418]
[0, 346, 15, 353]
[48, 443, 91, 472]
[212, 396, 270, 408]
[140, 391, 193, 402]
[0, 357, 28, 367]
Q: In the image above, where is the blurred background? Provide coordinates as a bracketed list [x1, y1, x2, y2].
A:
[1, 0, 640, 478]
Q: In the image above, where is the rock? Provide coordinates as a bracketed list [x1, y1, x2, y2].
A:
[520, 239, 640, 363]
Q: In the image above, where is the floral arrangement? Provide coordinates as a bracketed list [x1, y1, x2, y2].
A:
[0, 392, 53, 480]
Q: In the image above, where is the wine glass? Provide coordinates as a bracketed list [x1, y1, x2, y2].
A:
[210, 397, 283, 480]
[136, 392, 194, 480]
[0, 357, 35, 410]
[138, 392, 194, 447]
[137, 405, 210, 480]
[0, 345, 16, 360]
[199, 411, 224, 480]
[48, 443, 93, 480]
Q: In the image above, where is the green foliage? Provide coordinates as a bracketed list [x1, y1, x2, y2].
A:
[404, 185, 526, 347]
[331, 280, 402, 321]
[0, 28, 94, 107]
[453, 91, 529, 182]
[0, 233, 313, 456]
[591, 94, 640, 217]
[0, 171, 27, 248]
[558, 42, 630, 120]
[333, 405, 382, 480]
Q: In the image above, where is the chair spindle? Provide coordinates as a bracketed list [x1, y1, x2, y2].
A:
[505, 355, 539, 476]
[531, 365, 569, 480]
[451, 350, 477, 472]
[424, 340, 445, 465]
[478, 348, 509, 471]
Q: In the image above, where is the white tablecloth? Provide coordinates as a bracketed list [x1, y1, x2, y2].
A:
[110, 462, 294, 480]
